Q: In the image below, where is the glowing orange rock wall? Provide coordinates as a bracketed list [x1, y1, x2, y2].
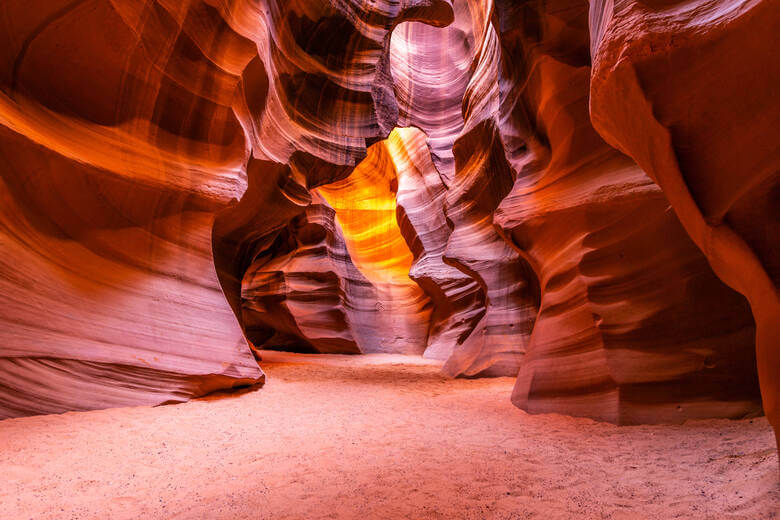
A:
[0, 0, 454, 416]
[239, 140, 433, 356]
[317, 138, 431, 354]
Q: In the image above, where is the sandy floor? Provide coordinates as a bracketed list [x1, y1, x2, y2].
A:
[0, 352, 777, 520]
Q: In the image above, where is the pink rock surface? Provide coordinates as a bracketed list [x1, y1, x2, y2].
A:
[393, 128, 485, 364]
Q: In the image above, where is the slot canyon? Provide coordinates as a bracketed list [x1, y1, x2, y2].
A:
[0, 0, 777, 518]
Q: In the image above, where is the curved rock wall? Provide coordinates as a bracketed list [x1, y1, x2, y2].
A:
[0, 0, 264, 417]
[0, 0, 455, 416]
[317, 137, 432, 355]
[483, 0, 760, 424]
[0, 0, 774, 450]
[240, 193, 369, 355]
[390, 0, 474, 178]
[588, 0, 778, 434]
[443, 119, 541, 377]
[392, 128, 485, 365]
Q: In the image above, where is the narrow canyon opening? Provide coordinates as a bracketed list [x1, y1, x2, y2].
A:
[240, 128, 434, 356]
[222, 124, 544, 379]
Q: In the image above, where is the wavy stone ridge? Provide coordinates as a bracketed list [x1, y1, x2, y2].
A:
[241, 194, 368, 354]
[0, 0, 455, 416]
[393, 128, 485, 365]
[588, 0, 778, 436]
[493, 0, 759, 423]
[0, 0, 775, 455]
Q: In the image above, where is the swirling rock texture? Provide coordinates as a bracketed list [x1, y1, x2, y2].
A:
[238, 140, 434, 356]
[0, 0, 264, 417]
[390, 0, 474, 179]
[0, 0, 454, 417]
[477, 0, 761, 424]
[392, 128, 486, 365]
[240, 193, 369, 355]
[393, 3, 540, 377]
[0, 0, 776, 455]
[316, 137, 432, 355]
[587, 0, 779, 442]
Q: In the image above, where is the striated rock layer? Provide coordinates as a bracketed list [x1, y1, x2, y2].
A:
[240, 193, 369, 355]
[0, 0, 264, 417]
[451, 0, 761, 423]
[238, 140, 434, 356]
[0, 0, 774, 452]
[393, 128, 485, 365]
[317, 137, 432, 355]
[392, 3, 541, 377]
[0, 0, 455, 416]
[588, 0, 779, 436]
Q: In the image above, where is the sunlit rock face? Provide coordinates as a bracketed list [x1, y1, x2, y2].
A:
[0, 0, 774, 444]
[0, 0, 454, 416]
[392, 3, 541, 377]
[238, 136, 433, 356]
[317, 137, 432, 354]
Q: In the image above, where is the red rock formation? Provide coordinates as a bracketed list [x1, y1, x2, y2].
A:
[588, 0, 779, 436]
[317, 139, 432, 354]
[458, 0, 760, 422]
[390, 0, 474, 178]
[0, 0, 774, 455]
[391, 2, 541, 377]
[0, 0, 455, 416]
[240, 193, 367, 354]
[0, 0, 263, 417]
[392, 128, 485, 364]
[443, 119, 540, 377]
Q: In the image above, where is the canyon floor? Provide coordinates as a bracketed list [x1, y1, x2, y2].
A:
[0, 352, 777, 520]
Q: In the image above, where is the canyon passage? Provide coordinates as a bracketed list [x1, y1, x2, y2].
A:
[0, 0, 778, 518]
